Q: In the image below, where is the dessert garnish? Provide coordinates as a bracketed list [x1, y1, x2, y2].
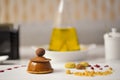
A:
[65, 61, 113, 77]
[65, 62, 76, 68]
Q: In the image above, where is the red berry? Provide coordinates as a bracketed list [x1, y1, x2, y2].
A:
[0, 70, 4, 72]
[7, 68, 12, 70]
[94, 64, 100, 68]
[99, 68, 103, 70]
[91, 67, 94, 70]
[14, 66, 19, 69]
[104, 65, 109, 67]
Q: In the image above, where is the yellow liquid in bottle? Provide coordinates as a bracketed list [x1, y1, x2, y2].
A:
[49, 27, 80, 51]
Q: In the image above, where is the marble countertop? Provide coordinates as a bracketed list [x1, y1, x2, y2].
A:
[0, 45, 120, 80]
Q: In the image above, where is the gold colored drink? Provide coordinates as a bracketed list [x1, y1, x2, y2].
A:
[49, 27, 80, 51]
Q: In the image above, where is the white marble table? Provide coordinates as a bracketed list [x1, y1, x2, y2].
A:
[0, 45, 120, 80]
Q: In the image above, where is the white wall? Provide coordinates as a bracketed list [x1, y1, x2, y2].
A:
[19, 20, 120, 46]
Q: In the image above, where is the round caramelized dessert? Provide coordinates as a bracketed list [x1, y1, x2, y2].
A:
[27, 48, 53, 74]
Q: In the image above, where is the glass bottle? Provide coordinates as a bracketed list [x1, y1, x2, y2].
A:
[48, 0, 80, 51]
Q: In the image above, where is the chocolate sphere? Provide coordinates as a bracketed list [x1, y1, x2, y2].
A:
[36, 48, 45, 57]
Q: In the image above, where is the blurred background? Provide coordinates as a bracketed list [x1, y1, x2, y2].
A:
[0, 0, 120, 46]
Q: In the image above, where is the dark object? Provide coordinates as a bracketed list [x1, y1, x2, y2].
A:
[0, 24, 20, 59]
[36, 48, 45, 57]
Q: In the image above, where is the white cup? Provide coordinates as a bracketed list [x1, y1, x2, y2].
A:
[104, 28, 120, 60]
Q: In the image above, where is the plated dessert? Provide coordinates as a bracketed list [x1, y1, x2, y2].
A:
[27, 48, 53, 74]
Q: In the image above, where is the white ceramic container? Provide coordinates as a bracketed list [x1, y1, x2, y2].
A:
[104, 28, 120, 60]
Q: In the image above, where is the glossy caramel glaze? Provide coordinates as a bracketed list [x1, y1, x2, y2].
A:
[27, 48, 53, 74]
[27, 61, 53, 73]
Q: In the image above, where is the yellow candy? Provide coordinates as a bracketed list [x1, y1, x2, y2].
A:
[66, 69, 72, 74]
[79, 62, 89, 67]
[65, 62, 76, 68]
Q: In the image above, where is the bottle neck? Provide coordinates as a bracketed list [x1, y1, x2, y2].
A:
[54, 0, 74, 27]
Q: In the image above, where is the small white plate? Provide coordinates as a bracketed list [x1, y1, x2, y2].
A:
[0, 55, 9, 63]
[32, 44, 96, 62]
